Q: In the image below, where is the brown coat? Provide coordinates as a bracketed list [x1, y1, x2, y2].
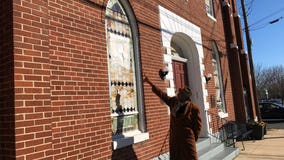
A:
[152, 85, 202, 160]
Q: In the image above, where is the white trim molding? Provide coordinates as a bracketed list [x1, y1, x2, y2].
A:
[171, 55, 188, 62]
[218, 111, 229, 118]
[233, 13, 240, 18]
[113, 131, 149, 150]
[241, 49, 247, 54]
[207, 13, 217, 22]
[230, 43, 238, 49]
[222, 1, 230, 7]
[159, 5, 209, 137]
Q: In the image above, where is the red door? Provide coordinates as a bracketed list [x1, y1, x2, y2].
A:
[172, 60, 189, 91]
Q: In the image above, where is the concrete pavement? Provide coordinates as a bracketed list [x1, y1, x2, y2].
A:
[234, 122, 284, 160]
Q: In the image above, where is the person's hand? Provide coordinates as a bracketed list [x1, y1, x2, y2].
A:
[143, 74, 153, 86]
[143, 75, 149, 83]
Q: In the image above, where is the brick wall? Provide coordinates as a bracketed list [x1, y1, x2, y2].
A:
[13, 0, 53, 159]
[0, 1, 15, 159]
[48, 0, 112, 159]
[10, 0, 239, 159]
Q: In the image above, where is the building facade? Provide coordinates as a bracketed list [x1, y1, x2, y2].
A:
[0, 0, 258, 159]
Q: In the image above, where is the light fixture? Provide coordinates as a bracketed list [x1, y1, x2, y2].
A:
[205, 74, 212, 84]
[159, 67, 169, 80]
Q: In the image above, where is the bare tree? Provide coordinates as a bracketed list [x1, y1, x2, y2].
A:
[255, 64, 269, 99]
[255, 64, 284, 104]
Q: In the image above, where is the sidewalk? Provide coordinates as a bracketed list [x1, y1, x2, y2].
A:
[234, 122, 284, 160]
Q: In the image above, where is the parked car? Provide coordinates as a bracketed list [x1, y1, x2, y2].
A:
[259, 102, 284, 121]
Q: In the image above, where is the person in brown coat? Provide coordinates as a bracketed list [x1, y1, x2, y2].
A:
[143, 75, 202, 160]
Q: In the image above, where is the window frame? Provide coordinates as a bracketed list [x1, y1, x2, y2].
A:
[105, 0, 148, 149]
[211, 43, 227, 115]
[205, 0, 216, 20]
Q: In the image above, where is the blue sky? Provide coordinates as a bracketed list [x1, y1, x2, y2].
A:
[237, 0, 284, 68]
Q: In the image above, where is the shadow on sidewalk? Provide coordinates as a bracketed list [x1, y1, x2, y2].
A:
[264, 136, 284, 140]
[266, 121, 284, 130]
[238, 152, 284, 159]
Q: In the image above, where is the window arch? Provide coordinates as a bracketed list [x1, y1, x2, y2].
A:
[105, 0, 146, 147]
[211, 42, 226, 113]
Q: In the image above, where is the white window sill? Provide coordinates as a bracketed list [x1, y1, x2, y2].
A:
[206, 13, 217, 22]
[218, 111, 228, 118]
[111, 111, 139, 117]
[171, 55, 188, 62]
[112, 130, 149, 150]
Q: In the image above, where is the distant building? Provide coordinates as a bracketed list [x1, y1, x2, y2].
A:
[0, 0, 258, 159]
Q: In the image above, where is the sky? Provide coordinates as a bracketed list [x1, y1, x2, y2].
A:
[237, 0, 284, 68]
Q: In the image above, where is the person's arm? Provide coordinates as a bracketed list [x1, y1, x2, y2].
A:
[143, 75, 174, 106]
[143, 75, 154, 87]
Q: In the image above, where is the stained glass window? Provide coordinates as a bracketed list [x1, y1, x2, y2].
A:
[106, 0, 138, 136]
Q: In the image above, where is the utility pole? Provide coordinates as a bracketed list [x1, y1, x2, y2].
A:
[240, 0, 262, 122]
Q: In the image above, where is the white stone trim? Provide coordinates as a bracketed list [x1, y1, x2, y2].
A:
[218, 111, 229, 118]
[166, 88, 175, 97]
[163, 54, 172, 63]
[207, 13, 217, 22]
[159, 6, 203, 48]
[165, 71, 174, 80]
[171, 55, 188, 62]
[233, 13, 240, 18]
[241, 49, 247, 54]
[230, 43, 238, 49]
[113, 130, 149, 150]
[205, 102, 210, 110]
[159, 5, 209, 137]
[222, 1, 230, 7]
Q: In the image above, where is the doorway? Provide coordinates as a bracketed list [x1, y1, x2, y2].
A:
[172, 60, 188, 91]
[170, 33, 208, 137]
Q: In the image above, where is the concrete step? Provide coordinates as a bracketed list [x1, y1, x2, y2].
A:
[197, 138, 211, 151]
[152, 137, 240, 160]
[198, 143, 226, 160]
[210, 147, 240, 160]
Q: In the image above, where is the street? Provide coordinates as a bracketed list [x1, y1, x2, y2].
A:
[235, 122, 284, 159]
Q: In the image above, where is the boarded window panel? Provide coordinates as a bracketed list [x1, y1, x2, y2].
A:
[106, 2, 138, 136]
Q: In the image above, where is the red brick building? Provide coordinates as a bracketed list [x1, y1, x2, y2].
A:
[0, 0, 258, 159]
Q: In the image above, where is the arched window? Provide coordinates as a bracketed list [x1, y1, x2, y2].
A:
[105, 0, 147, 148]
[212, 43, 226, 113]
